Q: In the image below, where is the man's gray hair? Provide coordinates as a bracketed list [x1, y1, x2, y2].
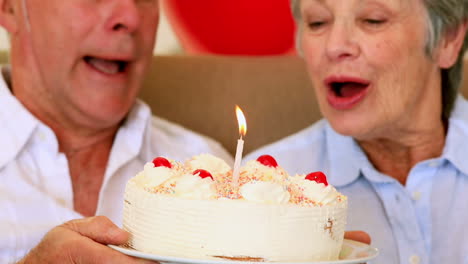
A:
[290, 0, 468, 119]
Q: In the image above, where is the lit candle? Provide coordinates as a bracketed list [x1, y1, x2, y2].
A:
[232, 105, 247, 187]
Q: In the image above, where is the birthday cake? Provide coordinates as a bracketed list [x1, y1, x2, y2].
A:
[122, 154, 347, 262]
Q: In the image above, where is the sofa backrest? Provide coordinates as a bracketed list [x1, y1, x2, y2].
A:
[141, 55, 318, 156]
[142, 55, 468, 155]
[1, 51, 467, 156]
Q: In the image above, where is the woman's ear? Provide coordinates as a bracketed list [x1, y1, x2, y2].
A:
[437, 21, 468, 69]
[0, 0, 18, 34]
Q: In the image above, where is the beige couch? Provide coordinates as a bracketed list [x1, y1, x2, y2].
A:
[142, 55, 468, 155]
[2, 52, 468, 155]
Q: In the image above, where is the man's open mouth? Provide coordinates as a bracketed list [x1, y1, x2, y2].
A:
[84, 56, 130, 75]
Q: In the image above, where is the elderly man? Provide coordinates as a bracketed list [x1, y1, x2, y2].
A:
[247, 0, 468, 263]
[0, 0, 232, 263]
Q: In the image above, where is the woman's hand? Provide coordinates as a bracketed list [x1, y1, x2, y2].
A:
[344, 231, 371, 244]
[17, 216, 157, 264]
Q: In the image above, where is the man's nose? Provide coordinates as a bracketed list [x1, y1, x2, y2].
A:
[325, 22, 360, 62]
[106, 0, 141, 34]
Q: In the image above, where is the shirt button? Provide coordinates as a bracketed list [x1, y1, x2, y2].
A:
[38, 132, 47, 141]
[428, 161, 439, 167]
[412, 191, 422, 201]
[57, 198, 67, 207]
[409, 254, 420, 264]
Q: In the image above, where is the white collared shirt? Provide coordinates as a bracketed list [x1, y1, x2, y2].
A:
[246, 96, 468, 264]
[0, 68, 233, 263]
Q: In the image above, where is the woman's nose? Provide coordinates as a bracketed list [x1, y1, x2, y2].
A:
[106, 0, 142, 34]
[325, 22, 360, 62]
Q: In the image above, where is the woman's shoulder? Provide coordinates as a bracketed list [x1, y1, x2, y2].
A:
[450, 95, 468, 121]
[245, 119, 330, 174]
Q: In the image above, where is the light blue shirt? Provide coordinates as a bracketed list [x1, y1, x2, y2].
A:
[246, 96, 468, 264]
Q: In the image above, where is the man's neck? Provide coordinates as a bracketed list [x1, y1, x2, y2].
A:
[52, 119, 120, 216]
[63, 130, 116, 216]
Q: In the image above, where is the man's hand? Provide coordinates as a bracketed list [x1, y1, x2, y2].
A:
[18, 216, 157, 264]
[344, 230, 371, 244]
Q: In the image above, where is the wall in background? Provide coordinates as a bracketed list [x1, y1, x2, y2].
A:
[0, 29, 9, 50]
[0, 8, 182, 54]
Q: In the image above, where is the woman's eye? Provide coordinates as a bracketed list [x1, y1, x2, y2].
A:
[308, 21, 326, 30]
[363, 19, 386, 25]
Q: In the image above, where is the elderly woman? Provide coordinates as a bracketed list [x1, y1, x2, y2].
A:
[247, 0, 468, 263]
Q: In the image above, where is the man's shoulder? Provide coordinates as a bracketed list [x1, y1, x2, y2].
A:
[147, 115, 233, 163]
[149, 115, 216, 145]
[245, 119, 329, 174]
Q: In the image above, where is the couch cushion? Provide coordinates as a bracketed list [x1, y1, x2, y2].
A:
[140, 55, 319, 155]
[141, 55, 468, 155]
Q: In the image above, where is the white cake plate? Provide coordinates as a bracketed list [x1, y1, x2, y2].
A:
[109, 239, 378, 264]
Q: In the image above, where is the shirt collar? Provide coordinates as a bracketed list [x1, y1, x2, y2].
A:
[0, 66, 39, 169]
[325, 123, 364, 187]
[442, 95, 468, 176]
[324, 123, 403, 188]
[325, 94, 468, 186]
[0, 65, 152, 174]
[104, 99, 151, 181]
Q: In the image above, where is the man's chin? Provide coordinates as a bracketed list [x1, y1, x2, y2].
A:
[74, 101, 134, 130]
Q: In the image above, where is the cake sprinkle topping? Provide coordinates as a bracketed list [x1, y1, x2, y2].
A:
[132, 154, 346, 206]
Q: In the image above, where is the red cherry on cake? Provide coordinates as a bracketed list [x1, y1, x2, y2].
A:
[152, 157, 172, 168]
[193, 169, 214, 180]
[305, 171, 328, 186]
[256, 155, 278, 168]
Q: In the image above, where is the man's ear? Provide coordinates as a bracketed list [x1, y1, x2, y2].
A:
[0, 0, 18, 33]
[437, 21, 468, 69]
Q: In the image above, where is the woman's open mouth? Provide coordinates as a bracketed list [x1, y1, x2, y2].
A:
[324, 76, 370, 110]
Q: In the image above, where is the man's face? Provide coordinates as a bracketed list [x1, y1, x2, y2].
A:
[19, 0, 159, 130]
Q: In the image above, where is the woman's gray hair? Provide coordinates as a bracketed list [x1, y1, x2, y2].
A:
[290, 0, 468, 119]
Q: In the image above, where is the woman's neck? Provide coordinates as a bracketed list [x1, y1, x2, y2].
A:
[358, 120, 446, 185]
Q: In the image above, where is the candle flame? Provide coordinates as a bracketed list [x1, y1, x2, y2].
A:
[235, 105, 247, 136]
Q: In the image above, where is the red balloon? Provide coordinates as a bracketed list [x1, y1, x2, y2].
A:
[163, 0, 297, 55]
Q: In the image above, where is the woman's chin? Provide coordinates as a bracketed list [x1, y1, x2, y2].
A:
[326, 115, 374, 139]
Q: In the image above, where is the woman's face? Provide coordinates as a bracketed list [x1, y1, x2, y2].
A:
[299, 0, 443, 140]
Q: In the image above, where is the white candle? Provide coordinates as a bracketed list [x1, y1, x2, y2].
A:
[232, 136, 244, 186]
[232, 105, 247, 187]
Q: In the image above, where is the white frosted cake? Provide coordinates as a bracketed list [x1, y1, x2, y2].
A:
[123, 154, 347, 262]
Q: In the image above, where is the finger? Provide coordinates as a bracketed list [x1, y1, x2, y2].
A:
[61, 216, 129, 245]
[72, 238, 159, 264]
[344, 230, 371, 244]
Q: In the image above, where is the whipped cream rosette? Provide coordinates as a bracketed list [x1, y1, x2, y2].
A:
[123, 154, 347, 262]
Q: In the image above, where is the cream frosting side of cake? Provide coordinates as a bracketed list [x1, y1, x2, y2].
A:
[123, 154, 348, 262]
[124, 180, 347, 262]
